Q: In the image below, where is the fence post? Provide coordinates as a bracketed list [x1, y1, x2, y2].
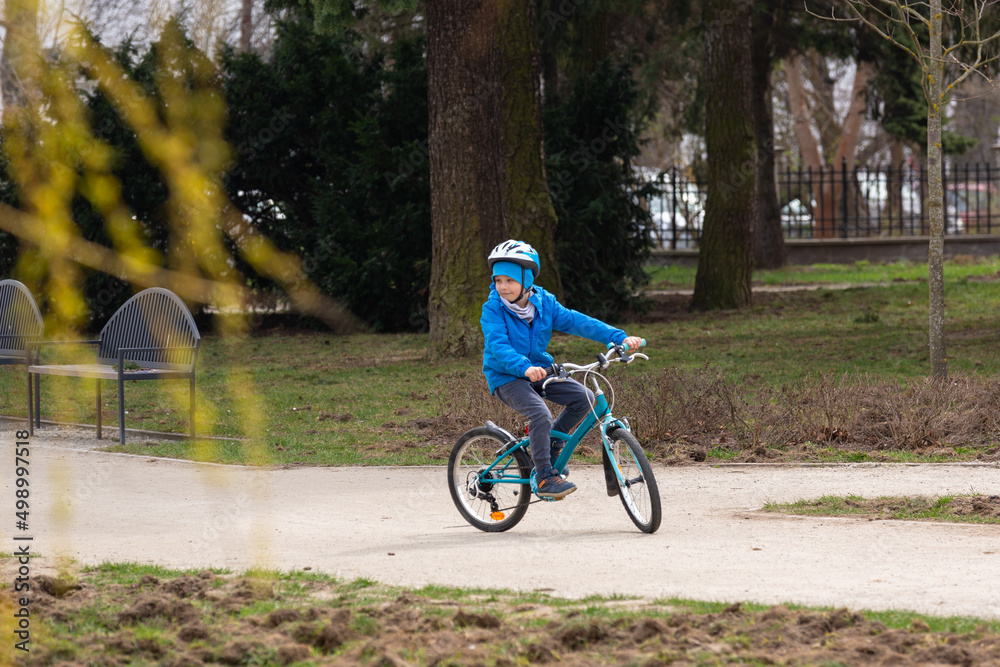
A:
[987, 163, 994, 234]
[974, 162, 980, 234]
[840, 157, 849, 238]
[670, 167, 678, 250]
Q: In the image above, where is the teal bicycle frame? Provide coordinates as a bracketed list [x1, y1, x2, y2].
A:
[475, 379, 629, 491]
[449, 341, 658, 533]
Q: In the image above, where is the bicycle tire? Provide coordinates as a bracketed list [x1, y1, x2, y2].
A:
[606, 426, 661, 533]
[448, 427, 531, 532]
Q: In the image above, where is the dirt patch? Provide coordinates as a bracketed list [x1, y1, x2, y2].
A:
[9, 568, 1000, 666]
[948, 495, 1000, 519]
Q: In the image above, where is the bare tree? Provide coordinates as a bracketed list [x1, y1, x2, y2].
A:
[784, 49, 875, 238]
[1, 0, 39, 113]
[239, 0, 251, 52]
[819, 0, 1000, 378]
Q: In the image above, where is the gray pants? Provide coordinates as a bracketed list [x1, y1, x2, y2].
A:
[494, 378, 595, 470]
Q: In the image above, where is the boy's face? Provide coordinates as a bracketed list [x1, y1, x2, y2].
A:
[493, 274, 523, 301]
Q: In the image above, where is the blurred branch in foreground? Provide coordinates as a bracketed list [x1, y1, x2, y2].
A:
[0, 15, 361, 335]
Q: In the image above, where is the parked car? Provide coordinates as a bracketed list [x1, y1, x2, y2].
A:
[651, 209, 699, 249]
[946, 182, 999, 234]
[648, 181, 704, 249]
[780, 198, 815, 238]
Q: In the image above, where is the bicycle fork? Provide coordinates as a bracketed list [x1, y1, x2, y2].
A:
[599, 414, 647, 518]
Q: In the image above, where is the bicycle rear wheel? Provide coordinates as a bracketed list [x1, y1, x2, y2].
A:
[606, 426, 661, 533]
[448, 427, 531, 532]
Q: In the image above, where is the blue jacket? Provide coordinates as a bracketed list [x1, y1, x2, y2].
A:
[481, 284, 627, 393]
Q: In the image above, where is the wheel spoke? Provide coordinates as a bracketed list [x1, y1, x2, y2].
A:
[448, 430, 531, 532]
[608, 427, 661, 533]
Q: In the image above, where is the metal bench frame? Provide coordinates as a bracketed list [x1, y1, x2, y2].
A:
[28, 287, 201, 444]
[0, 279, 43, 427]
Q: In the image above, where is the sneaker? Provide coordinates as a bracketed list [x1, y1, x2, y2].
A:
[550, 444, 569, 478]
[532, 466, 577, 500]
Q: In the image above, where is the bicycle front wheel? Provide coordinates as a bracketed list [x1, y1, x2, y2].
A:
[606, 426, 661, 533]
[448, 427, 531, 532]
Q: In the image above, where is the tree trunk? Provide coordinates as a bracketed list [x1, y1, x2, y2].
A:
[805, 50, 838, 164]
[828, 58, 875, 236]
[240, 0, 253, 53]
[691, 0, 756, 311]
[786, 51, 829, 232]
[786, 53, 823, 175]
[886, 137, 904, 223]
[751, 1, 786, 269]
[427, 0, 560, 357]
[1, 0, 39, 115]
[833, 60, 874, 171]
[498, 1, 561, 295]
[926, 0, 946, 378]
[786, 53, 873, 239]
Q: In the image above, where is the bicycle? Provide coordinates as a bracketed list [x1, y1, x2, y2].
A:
[447, 342, 661, 534]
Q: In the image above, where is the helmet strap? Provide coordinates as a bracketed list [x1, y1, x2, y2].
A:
[515, 267, 532, 303]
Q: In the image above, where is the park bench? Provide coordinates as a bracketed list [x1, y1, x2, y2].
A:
[28, 287, 200, 444]
[0, 279, 43, 428]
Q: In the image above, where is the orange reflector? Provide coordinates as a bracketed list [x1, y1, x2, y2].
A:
[490, 511, 506, 520]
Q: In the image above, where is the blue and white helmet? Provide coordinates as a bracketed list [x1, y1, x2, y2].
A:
[488, 240, 540, 290]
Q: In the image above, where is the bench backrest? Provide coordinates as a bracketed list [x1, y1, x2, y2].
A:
[0, 279, 43, 359]
[97, 288, 200, 370]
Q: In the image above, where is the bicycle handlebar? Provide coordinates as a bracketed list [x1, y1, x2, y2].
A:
[540, 345, 648, 390]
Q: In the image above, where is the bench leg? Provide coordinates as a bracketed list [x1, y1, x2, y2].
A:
[118, 376, 125, 445]
[190, 377, 196, 440]
[96, 380, 102, 440]
[34, 373, 40, 430]
[26, 371, 33, 436]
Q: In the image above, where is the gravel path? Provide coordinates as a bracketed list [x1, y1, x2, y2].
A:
[7, 424, 1000, 619]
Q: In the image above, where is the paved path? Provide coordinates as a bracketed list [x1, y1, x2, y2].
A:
[6, 432, 1000, 619]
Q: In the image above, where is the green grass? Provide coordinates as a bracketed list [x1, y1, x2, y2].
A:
[4, 258, 1000, 465]
[646, 255, 1000, 290]
[83, 561, 231, 583]
[763, 494, 1000, 524]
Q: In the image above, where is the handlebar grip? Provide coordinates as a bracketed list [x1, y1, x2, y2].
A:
[608, 338, 647, 352]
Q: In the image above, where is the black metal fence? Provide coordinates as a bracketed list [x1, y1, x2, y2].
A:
[648, 162, 1000, 250]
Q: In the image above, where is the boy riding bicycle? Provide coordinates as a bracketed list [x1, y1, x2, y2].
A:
[481, 239, 644, 500]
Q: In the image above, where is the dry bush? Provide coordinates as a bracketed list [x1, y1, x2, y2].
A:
[784, 373, 865, 443]
[441, 367, 1000, 455]
[614, 367, 799, 450]
[718, 378, 800, 450]
[437, 370, 524, 434]
[614, 365, 731, 443]
[844, 374, 1000, 449]
[610, 369, 1000, 452]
